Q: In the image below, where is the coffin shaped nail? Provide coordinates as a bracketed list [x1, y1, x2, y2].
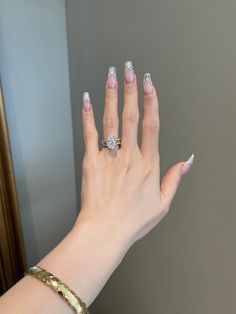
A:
[107, 66, 117, 88]
[83, 92, 92, 112]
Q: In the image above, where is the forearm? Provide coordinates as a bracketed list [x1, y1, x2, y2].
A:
[0, 216, 132, 313]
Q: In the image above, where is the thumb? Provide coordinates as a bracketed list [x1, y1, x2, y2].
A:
[160, 154, 194, 207]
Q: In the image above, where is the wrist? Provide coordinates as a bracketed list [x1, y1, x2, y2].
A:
[38, 211, 132, 307]
[74, 209, 135, 253]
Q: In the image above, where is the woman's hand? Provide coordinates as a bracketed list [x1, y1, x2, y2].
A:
[76, 61, 194, 247]
[0, 62, 194, 313]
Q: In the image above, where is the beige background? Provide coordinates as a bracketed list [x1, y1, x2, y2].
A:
[66, 0, 236, 313]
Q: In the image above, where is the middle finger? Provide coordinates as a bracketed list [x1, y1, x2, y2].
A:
[103, 66, 119, 140]
[121, 61, 139, 151]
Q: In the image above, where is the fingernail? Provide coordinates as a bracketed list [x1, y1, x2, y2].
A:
[181, 154, 194, 175]
[83, 92, 92, 112]
[143, 73, 153, 95]
[124, 60, 135, 83]
[107, 66, 117, 89]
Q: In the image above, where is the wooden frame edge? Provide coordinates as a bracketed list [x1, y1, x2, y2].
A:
[0, 84, 27, 294]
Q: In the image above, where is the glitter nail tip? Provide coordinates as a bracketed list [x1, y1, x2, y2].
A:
[108, 66, 117, 77]
[83, 92, 90, 103]
[143, 73, 152, 84]
[125, 61, 134, 72]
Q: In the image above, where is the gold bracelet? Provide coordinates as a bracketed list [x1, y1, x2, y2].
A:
[24, 265, 89, 314]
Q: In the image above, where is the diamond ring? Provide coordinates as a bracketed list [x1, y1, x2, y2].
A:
[101, 135, 121, 150]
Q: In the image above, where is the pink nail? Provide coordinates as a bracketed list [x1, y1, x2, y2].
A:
[181, 154, 194, 174]
[107, 66, 117, 89]
[143, 73, 153, 95]
[83, 92, 92, 112]
[124, 61, 135, 83]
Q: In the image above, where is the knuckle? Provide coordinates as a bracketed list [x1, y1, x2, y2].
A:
[103, 116, 119, 129]
[125, 84, 137, 95]
[124, 112, 139, 124]
[85, 129, 98, 141]
[105, 92, 117, 101]
[82, 157, 96, 173]
[82, 158, 89, 172]
[142, 120, 159, 134]
[145, 96, 158, 106]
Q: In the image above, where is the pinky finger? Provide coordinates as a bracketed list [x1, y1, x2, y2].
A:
[82, 92, 99, 156]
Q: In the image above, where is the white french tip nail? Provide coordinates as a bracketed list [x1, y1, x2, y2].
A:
[83, 91, 90, 103]
[108, 66, 117, 77]
[184, 154, 194, 165]
[143, 73, 153, 84]
[125, 60, 134, 72]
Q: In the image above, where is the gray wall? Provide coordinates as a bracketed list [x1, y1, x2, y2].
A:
[0, 0, 77, 265]
[66, 1, 236, 313]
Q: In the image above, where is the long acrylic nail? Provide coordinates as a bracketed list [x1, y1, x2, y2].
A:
[83, 92, 92, 112]
[107, 66, 117, 89]
[181, 154, 194, 174]
[124, 60, 135, 83]
[143, 73, 153, 95]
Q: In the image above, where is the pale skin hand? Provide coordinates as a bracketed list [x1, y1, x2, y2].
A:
[0, 63, 193, 313]
[77, 64, 192, 243]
